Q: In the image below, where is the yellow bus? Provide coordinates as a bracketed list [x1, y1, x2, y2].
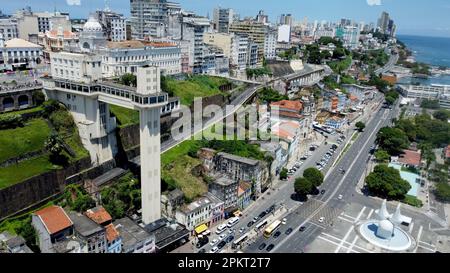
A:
[263, 220, 282, 238]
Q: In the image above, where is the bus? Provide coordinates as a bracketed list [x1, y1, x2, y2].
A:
[263, 220, 282, 238]
[232, 234, 249, 249]
[255, 219, 268, 231]
[227, 217, 240, 228]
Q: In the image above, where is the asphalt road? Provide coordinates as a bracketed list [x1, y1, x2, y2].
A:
[246, 101, 396, 253]
[375, 47, 399, 75]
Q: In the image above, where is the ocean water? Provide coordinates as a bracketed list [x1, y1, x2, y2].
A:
[397, 35, 450, 68]
[397, 35, 450, 85]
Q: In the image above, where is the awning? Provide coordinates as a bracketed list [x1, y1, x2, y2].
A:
[194, 224, 208, 235]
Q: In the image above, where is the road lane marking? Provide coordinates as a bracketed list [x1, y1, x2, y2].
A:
[408, 222, 415, 233]
[338, 216, 354, 224]
[272, 112, 387, 253]
[346, 235, 359, 253]
[365, 209, 374, 220]
[335, 207, 365, 253]
[317, 236, 360, 253]
[414, 226, 423, 253]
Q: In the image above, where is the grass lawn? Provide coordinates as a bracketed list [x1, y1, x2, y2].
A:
[110, 105, 139, 128]
[0, 118, 51, 163]
[162, 155, 207, 202]
[64, 128, 90, 161]
[0, 154, 60, 189]
[167, 75, 229, 106]
[0, 105, 44, 117]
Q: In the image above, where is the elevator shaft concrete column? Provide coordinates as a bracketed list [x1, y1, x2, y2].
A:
[140, 107, 162, 224]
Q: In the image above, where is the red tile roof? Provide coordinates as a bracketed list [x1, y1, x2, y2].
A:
[47, 30, 77, 39]
[271, 100, 303, 112]
[278, 111, 303, 120]
[105, 224, 120, 243]
[398, 149, 422, 167]
[445, 145, 450, 159]
[34, 206, 73, 235]
[85, 206, 112, 225]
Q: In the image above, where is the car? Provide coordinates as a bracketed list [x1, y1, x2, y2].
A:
[210, 246, 219, 253]
[217, 241, 227, 249]
[321, 189, 326, 195]
[226, 236, 234, 243]
[318, 166, 323, 171]
[285, 228, 293, 235]
[210, 239, 219, 246]
[219, 234, 227, 240]
[338, 194, 343, 200]
[282, 218, 287, 225]
[259, 211, 267, 218]
[273, 231, 281, 238]
[239, 227, 245, 234]
[198, 249, 206, 253]
[247, 221, 254, 228]
[299, 226, 306, 232]
[318, 217, 325, 223]
[228, 229, 234, 234]
[266, 244, 275, 252]
[258, 243, 267, 250]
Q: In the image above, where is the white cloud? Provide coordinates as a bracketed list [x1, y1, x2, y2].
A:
[367, 0, 382, 6]
[66, 0, 81, 6]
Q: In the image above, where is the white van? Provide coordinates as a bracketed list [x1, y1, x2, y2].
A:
[227, 217, 240, 228]
[215, 224, 227, 235]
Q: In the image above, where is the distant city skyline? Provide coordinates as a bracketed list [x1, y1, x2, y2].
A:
[2, 0, 450, 38]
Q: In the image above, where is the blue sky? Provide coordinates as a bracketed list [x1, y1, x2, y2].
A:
[2, 0, 450, 37]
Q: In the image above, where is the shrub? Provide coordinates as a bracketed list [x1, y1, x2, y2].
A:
[0, 114, 23, 129]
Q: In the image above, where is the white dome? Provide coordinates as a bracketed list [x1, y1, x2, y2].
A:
[379, 220, 394, 232]
[83, 16, 103, 32]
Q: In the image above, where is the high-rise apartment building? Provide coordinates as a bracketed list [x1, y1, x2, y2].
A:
[213, 7, 234, 33]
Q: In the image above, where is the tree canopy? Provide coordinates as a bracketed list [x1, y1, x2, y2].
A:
[356, 121, 366, 132]
[365, 164, 411, 200]
[303, 168, 324, 188]
[294, 177, 313, 196]
[376, 127, 410, 155]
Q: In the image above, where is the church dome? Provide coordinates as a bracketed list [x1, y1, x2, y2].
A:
[83, 16, 103, 32]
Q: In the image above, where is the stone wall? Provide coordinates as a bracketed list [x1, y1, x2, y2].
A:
[0, 157, 116, 220]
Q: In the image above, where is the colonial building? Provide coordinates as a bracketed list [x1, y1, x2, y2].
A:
[38, 27, 79, 62]
[101, 40, 181, 77]
[175, 197, 212, 232]
[0, 35, 42, 71]
[114, 217, 155, 253]
[85, 206, 122, 253]
[208, 174, 239, 211]
[32, 206, 77, 253]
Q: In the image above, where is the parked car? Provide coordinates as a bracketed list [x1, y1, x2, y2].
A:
[285, 228, 293, 235]
[247, 221, 254, 228]
[210, 246, 219, 253]
[321, 189, 326, 195]
[210, 239, 219, 246]
[318, 217, 325, 223]
[299, 226, 306, 232]
[239, 227, 245, 234]
[226, 236, 234, 243]
[338, 194, 343, 200]
[219, 234, 227, 241]
[198, 249, 206, 253]
[266, 244, 275, 252]
[282, 218, 287, 225]
[259, 211, 267, 218]
[273, 231, 281, 238]
[217, 241, 227, 249]
[259, 243, 267, 250]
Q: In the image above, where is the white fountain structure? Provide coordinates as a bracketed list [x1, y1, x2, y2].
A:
[356, 200, 415, 252]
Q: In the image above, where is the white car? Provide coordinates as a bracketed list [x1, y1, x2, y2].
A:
[338, 195, 343, 200]
[282, 218, 287, 225]
[318, 217, 325, 223]
[210, 247, 219, 253]
[219, 234, 227, 240]
[210, 239, 219, 246]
